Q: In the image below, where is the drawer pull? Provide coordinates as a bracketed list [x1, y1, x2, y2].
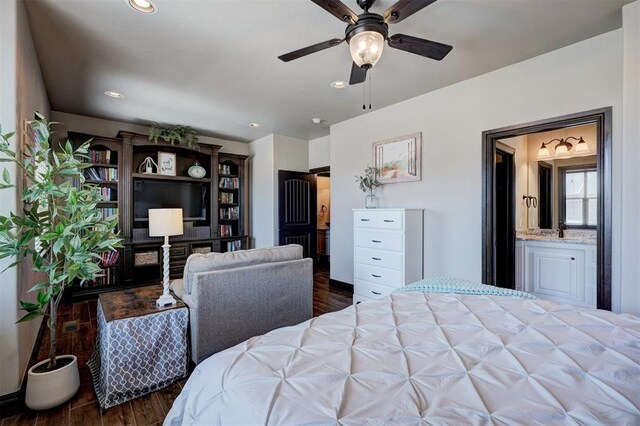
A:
[383, 219, 395, 223]
[372, 274, 382, 278]
[360, 218, 371, 222]
[371, 240, 382, 243]
[371, 257, 382, 261]
[371, 291, 382, 295]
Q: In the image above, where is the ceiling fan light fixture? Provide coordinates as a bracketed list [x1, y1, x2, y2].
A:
[349, 30, 385, 68]
[127, 0, 157, 14]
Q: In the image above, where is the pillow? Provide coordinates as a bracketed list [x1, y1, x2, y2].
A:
[182, 244, 303, 293]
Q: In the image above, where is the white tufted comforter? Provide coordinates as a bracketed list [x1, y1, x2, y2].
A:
[165, 293, 640, 425]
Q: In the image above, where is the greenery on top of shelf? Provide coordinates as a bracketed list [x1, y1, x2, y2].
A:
[0, 114, 122, 370]
[148, 123, 199, 149]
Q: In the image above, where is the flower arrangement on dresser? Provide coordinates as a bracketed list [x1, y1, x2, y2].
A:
[355, 165, 382, 208]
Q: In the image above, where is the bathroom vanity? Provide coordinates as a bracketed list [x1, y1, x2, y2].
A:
[515, 234, 596, 308]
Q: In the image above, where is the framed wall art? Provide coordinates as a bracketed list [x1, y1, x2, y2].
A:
[373, 132, 421, 184]
[158, 152, 176, 176]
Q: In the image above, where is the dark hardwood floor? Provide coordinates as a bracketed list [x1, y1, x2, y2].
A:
[2, 265, 352, 426]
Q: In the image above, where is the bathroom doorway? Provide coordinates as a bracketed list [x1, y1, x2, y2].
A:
[311, 167, 330, 269]
[482, 108, 612, 310]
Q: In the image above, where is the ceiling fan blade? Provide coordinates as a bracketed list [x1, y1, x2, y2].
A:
[310, 0, 358, 23]
[388, 34, 452, 61]
[278, 38, 344, 62]
[384, 0, 438, 23]
[349, 62, 367, 85]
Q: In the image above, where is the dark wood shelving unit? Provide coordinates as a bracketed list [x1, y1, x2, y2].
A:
[68, 131, 251, 297]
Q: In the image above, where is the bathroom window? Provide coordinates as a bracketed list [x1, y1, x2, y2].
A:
[559, 166, 597, 229]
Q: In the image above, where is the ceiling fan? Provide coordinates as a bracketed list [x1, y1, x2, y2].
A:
[278, 0, 453, 85]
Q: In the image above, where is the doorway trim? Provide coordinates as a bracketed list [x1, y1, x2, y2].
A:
[481, 107, 612, 310]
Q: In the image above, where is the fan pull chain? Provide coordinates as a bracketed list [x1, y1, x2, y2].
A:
[368, 70, 372, 110]
[362, 80, 366, 110]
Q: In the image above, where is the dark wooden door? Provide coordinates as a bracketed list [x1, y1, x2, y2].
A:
[495, 149, 515, 289]
[278, 170, 316, 260]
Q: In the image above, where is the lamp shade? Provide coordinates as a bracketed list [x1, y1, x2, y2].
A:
[350, 30, 385, 68]
[537, 144, 551, 159]
[575, 137, 589, 153]
[148, 208, 184, 237]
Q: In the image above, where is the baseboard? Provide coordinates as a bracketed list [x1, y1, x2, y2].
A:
[329, 279, 353, 292]
[0, 313, 48, 419]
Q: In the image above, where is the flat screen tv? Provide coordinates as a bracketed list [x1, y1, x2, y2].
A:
[134, 180, 207, 221]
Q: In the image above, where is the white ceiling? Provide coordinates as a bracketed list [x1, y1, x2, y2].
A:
[24, 0, 630, 142]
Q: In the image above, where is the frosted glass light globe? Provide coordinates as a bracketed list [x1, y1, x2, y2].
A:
[350, 31, 385, 68]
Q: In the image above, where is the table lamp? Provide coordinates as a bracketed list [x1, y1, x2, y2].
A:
[148, 208, 184, 307]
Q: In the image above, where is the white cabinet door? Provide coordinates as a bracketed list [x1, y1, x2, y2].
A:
[528, 246, 585, 302]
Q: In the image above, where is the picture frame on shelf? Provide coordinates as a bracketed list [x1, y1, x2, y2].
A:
[373, 132, 421, 184]
[158, 152, 176, 176]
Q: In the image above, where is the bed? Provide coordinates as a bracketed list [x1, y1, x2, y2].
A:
[165, 279, 640, 425]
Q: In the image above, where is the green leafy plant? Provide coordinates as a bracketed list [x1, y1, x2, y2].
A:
[0, 115, 122, 370]
[148, 123, 199, 149]
[355, 165, 382, 194]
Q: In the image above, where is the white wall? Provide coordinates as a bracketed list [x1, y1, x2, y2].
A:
[249, 135, 275, 248]
[309, 135, 330, 169]
[621, 1, 640, 315]
[50, 111, 249, 155]
[1, 0, 51, 396]
[329, 30, 633, 313]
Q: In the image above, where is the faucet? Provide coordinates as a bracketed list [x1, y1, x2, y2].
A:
[557, 221, 568, 238]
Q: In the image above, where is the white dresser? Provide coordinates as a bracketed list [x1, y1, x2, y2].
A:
[353, 208, 424, 304]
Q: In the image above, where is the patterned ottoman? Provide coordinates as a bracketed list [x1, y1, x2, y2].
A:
[88, 286, 189, 409]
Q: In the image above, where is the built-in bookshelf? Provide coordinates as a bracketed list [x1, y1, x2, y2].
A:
[217, 154, 249, 252]
[70, 135, 124, 299]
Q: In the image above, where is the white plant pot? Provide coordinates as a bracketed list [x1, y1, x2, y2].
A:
[25, 355, 80, 410]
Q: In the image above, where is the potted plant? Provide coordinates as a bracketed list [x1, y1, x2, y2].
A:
[148, 123, 199, 149]
[0, 115, 122, 410]
[355, 165, 382, 208]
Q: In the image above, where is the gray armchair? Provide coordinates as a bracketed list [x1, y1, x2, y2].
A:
[171, 244, 313, 364]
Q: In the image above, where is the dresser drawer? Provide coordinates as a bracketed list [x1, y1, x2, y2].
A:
[354, 230, 403, 252]
[354, 279, 396, 299]
[354, 264, 403, 287]
[354, 247, 403, 270]
[354, 210, 404, 230]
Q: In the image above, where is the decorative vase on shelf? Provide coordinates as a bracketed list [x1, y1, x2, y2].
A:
[365, 192, 378, 209]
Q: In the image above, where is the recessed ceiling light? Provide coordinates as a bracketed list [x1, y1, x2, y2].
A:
[311, 118, 323, 124]
[126, 0, 157, 14]
[249, 123, 262, 128]
[331, 81, 347, 89]
[104, 91, 124, 99]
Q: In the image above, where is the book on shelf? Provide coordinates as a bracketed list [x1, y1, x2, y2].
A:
[226, 240, 242, 252]
[219, 177, 239, 189]
[100, 250, 120, 267]
[98, 208, 118, 220]
[219, 206, 239, 220]
[220, 224, 234, 237]
[100, 186, 116, 202]
[84, 167, 118, 182]
[88, 150, 113, 165]
[219, 192, 234, 204]
[218, 164, 233, 175]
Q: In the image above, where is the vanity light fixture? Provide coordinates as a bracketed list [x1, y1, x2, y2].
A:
[126, 0, 157, 14]
[574, 136, 589, 153]
[537, 136, 584, 158]
[104, 91, 124, 99]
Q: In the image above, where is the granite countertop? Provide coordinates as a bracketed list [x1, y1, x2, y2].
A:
[516, 230, 597, 246]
